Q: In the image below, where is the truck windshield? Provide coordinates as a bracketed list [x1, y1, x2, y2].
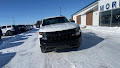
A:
[42, 17, 69, 26]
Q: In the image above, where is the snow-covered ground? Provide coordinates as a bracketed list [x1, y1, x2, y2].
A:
[86, 26, 120, 33]
[0, 28, 120, 68]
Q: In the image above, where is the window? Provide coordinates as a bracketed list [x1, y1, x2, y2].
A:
[100, 8, 120, 27]
[42, 17, 69, 26]
[7, 25, 11, 28]
[1, 26, 6, 29]
[100, 10, 111, 26]
[112, 9, 120, 26]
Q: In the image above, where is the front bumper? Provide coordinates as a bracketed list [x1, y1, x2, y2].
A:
[0, 34, 3, 36]
[40, 34, 82, 50]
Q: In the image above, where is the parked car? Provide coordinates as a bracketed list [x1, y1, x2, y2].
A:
[25, 25, 30, 31]
[39, 16, 82, 53]
[0, 29, 3, 39]
[30, 25, 33, 30]
[31, 25, 33, 29]
[0, 25, 20, 36]
[27, 25, 31, 30]
[18, 25, 26, 33]
[27, 25, 33, 30]
[24, 25, 29, 31]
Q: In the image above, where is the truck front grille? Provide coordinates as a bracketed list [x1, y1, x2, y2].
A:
[47, 28, 76, 42]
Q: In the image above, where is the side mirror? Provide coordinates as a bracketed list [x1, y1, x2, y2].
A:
[70, 20, 75, 22]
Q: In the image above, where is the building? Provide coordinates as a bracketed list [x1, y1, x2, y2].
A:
[72, 0, 120, 27]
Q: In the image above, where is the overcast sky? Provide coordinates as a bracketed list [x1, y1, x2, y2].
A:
[0, 0, 95, 25]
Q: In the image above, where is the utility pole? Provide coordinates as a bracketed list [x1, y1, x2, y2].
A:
[60, 6, 62, 16]
[28, 16, 30, 25]
[12, 17, 15, 25]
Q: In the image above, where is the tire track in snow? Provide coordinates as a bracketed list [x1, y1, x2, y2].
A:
[18, 34, 39, 56]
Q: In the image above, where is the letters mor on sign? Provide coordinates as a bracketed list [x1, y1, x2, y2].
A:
[100, 1, 120, 11]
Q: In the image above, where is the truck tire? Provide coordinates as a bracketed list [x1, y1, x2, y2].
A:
[0, 36, 1, 39]
[72, 37, 82, 49]
[41, 46, 47, 53]
[6, 31, 13, 36]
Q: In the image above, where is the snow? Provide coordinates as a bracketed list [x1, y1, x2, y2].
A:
[0, 27, 120, 68]
[85, 26, 120, 33]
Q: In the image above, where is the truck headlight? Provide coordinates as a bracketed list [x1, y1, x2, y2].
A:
[76, 27, 80, 32]
[42, 32, 47, 37]
[39, 32, 47, 40]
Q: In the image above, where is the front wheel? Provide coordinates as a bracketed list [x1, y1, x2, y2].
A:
[6, 31, 13, 36]
[72, 37, 82, 49]
[40, 46, 47, 53]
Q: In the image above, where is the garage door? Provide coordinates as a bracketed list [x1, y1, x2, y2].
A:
[71, 16, 73, 20]
[86, 11, 93, 25]
[77, 15, 81, 24]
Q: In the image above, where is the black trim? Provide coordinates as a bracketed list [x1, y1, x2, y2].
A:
[40, 35, 81, 49]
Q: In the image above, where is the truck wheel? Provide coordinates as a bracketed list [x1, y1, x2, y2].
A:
[6, 31, 13, 36]
[0, 36, 1, 39]
[41, 46, 47, 53]
[72, 37, 82, 49]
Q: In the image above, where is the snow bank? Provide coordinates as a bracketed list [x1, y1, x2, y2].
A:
[85, 26, 120, 33]
[79, 25, 86, 28]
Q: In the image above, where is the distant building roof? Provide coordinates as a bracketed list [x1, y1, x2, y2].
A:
[72, 0, 98, 16]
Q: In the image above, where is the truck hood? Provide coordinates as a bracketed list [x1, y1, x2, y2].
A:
[39, 22, 79, 32]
